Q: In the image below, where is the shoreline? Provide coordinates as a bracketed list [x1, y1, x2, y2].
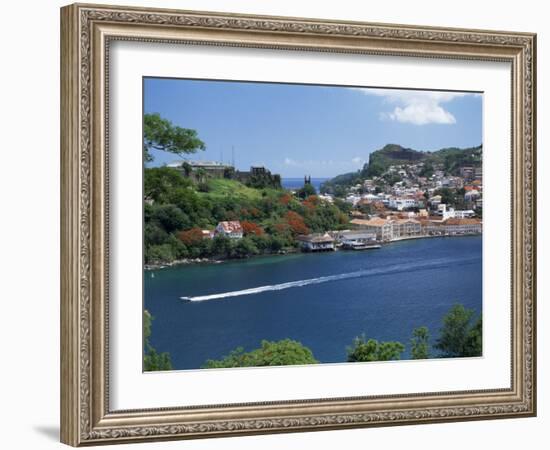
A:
[145, 233, 481, 271]
[144, 248, 300, 271]
[387, 233, 481, 243]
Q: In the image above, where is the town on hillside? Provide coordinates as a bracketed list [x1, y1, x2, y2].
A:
[145, 144, 482, 265]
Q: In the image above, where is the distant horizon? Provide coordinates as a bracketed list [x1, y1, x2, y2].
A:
[152, 141, 482, 180]
[144, 78, 483, 178]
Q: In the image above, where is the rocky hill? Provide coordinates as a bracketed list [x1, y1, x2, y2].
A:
[321, 143, 482, 194]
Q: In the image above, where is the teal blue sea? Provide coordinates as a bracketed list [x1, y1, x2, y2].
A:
[144, 236, 482, 369]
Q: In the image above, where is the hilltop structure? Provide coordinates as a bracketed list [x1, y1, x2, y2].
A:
[167, 160, 281, 189]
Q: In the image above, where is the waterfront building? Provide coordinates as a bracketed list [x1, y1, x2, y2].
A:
[215, 221, 244, 239]
[441, 218, 482, 235]
[297, 233, 335, 252]
[421, 217, 481, 235]
[332, 230, 377, 245]
[421, 218, 446, 235]
[393, 218, 422, 237]
[350, 217, 394, 241]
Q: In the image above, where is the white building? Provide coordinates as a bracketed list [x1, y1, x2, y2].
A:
[465, 189, 481, 202]
[351, 217, 421, 240]
[318, 194, 334, 203]
[441, 218, 482, 235]
[297, 233, 335, 252]
[215, 221, 243, 239]
[345, 194, 361, 205]
[333, 230, 377, 245]
[389, 198, 417, 211]
[443, 209, 476, 220]
[393, 218, 422, 237]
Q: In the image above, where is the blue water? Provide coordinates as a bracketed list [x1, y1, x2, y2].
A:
[282, 177, 329, 191]
[144, 236, 482, 369]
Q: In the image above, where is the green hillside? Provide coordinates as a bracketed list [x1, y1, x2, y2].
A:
[198, 178, 266, 200]
[321, 143, 482, 194]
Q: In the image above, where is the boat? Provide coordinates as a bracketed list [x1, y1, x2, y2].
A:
[341, 240, 381, 251]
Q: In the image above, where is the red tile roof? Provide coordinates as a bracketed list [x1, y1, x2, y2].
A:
[217, 221, 243, 233]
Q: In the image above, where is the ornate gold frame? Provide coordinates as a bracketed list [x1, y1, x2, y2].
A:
[60, 3, 536, 446]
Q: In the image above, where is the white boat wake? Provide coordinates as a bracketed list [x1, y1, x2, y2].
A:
[180, 257, 478, 302]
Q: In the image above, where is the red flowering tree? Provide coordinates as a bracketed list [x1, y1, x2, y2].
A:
[178, 227, 204, 245]
[285, 211, 309, 235]
[249, 207, 261, 218]
[279, 193, 292, 206]
[274, 222, 290, 234]
[302, 195, 319, 212]
[241, 221, 264, 236]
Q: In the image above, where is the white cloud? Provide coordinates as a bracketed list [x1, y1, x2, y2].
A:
[284, 157, 297, 166]
[351, 156, 364, 165]
[356, 88, 475, 126]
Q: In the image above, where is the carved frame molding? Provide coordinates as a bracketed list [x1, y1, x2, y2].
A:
[61, 3, 536, 446]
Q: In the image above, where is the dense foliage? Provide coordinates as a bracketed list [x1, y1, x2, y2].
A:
[435, 304, 482, 357]
[143, 310, 172, 371]
[143, 113, 206, 162]
[202, 339, 319, 368]
[345, 303, 481, 365]
[346, 336, 405, 362]
[410, 326, 431, 360]
[144, 167, 349, 265]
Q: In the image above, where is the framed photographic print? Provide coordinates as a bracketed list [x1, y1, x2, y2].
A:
[60, 3, 537, 446]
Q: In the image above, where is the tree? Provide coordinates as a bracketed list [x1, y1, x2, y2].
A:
[241, 221, 264, 236]
[211, 235, 234, 258]
[144, 166, 192, 201]
[435, 304, 478, 357]
[143, 113, 205, 162]
[365, 160, 385, 177]
[434, 188, 457, 207]
[150, 204, 189, 232]
[279, 193, 293, 206]
[146, 243, 176, 264]
[234, 237, 259, 258]
[302, 195, 319, 212]
[178, 227, 204, 246]
[144, 223, 169, 247]
[347, 335, 405, 362]
[419, 161, 434, 178]
[296, 183, 317, 199]
[143, 310, 172, 371]
[463, 317, 482, 357]
[410, 326, 431, 359]
[285, 211, 309, 235]
[202, 339, 318, 368]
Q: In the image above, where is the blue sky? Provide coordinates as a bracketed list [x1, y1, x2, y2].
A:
[144, 78, 482, 178]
